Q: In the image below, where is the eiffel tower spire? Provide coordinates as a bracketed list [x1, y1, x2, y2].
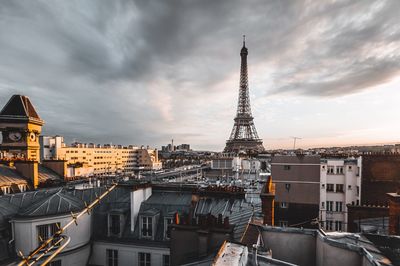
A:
[224, 37, 264, 155]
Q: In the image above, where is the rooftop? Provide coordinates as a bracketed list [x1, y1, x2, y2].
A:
[0, 94, 42, 123]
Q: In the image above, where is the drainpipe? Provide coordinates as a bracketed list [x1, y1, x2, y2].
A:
[8, 220, 15, 246]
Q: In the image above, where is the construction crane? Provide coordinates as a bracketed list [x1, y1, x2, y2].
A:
[290, 136, 302, 150]
[17, 183, 118, 266]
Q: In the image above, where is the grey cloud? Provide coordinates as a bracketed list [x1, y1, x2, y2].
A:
[0, 0, 399, 150]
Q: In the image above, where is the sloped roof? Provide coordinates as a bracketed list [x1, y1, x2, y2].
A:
[0, 198, 19, 229]
[0, 164, 28, 187]
[38, 165, 63, 183]
[134, 191, 193, 241]
[0, 94, 42, 123]
[18, 190, 85, 217]
[194, 197, 261, 241]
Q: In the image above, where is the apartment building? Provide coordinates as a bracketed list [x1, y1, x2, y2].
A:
[40, 136, 162, 178]
[320, 157, 362, 232]
[271, 155, 321, 228]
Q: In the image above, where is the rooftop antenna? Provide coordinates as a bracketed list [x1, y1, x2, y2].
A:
[243, 34, 246, 46]
[290, 136, 302, 150]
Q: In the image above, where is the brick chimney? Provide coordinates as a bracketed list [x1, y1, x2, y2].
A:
[388, 191, 400, 235]
[260, 176, 275, 226]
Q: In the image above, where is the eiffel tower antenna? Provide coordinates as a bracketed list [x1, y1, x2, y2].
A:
[224, 37, 264, 155]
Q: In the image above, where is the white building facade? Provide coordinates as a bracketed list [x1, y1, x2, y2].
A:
[40, 136, 162, 178]
[320, 157, 362, 232]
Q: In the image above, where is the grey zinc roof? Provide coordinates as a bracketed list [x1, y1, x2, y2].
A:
[67, 186, 130, 204]
[194, 197, 261, 241]
[142, 191, 193, 207]
[18, 190, 85, 217]
[135, 191, 193, 241]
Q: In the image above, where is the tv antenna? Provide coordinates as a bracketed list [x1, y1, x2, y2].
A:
[290, 136, 302, 150]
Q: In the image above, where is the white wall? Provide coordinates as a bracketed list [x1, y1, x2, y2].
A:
[316, 234, 361, 266]
[90, 241, 169, 266]
[131, 187, 152, 232]
[261, 229, 316, 266]
[320, 158, 361, 231]
[40, 244, 91, 266]
[12, 213, 91, 255]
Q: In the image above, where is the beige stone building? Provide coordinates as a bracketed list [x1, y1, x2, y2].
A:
[41, 136, 162, 178]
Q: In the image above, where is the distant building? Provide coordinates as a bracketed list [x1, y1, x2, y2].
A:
[208, 156, 262, 179]
[176, 144, 190, 151]
[320, 157, 362, 232]
[41, 136, 162, 179]
[271, 155, 320, 228]
[161, 143, 190, 152]
[40, 135, 64, 161]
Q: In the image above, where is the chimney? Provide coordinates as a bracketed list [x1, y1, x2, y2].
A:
[130, 184, 152, 232]
[388, 191, 400, 235]
[14, 161, 39, 189]
[260, 176, 275, 226]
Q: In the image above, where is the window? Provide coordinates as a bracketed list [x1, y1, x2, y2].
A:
[326, 184, 334, 192]
[336, 166, 344, 174]
[37, 223, 60, 247]
[335, 221, 342, 231]
[164, 217, 173, 239]
[326, 220, 333, 231]
[163, 254, 170, 266]
[142, 217, 153, 237]
[49, 260, 61, 266]
[278, 221, 288, 227]
[348, 185, 352, 190]
[348, 166, 352, 171]
[326, 201, 334, 211]
[356, 186, 360, 196]
[335, 201, 343, 212]
[280, 202, 288, 208]
[107, 249, 118, 266]
[110, 214, 120, 235]
[321, 202, 325, 209]
[327, 166, 334, 174]
[283, 165, 291, 170]
[1, 186, 10, 194]
[139, 252, 151, 266]
[336, 184, 344, 193]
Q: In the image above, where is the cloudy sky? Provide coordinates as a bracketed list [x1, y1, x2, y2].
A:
[0, 0, 400, 150]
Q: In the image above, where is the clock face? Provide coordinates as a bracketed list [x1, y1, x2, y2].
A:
[8, 132, 22, 142]
[30, 132, 36, 141]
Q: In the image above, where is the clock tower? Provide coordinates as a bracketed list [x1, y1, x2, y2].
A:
[0, 95, 44, 161]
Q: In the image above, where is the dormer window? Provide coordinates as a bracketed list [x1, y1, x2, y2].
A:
[110, 214, 121, 235]
[164, 217, 173, 240]
[142, 216, 153, 238]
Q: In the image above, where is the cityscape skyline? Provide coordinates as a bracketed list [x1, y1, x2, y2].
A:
[0, 1, 400, 151]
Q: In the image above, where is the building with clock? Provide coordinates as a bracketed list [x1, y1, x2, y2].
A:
[0, 94, 43, 161]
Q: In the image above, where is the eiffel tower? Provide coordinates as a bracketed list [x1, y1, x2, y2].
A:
[224, 36, 264, 155]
